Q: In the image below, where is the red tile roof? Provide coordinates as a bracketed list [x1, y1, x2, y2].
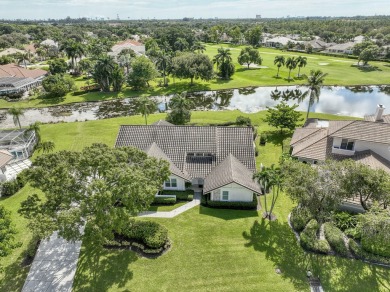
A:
[0, 64, 47, 79]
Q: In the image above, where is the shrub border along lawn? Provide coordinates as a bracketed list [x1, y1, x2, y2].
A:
[201, 193, 258, 210]
[161, 189, 194, 201]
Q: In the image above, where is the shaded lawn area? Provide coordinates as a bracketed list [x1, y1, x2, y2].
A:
[73, 193, 390, 292]
[148, 201, 187, 212]
[1, 44, 390, 109]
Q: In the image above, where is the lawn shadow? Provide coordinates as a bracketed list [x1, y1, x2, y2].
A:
[73, 246, 138, 291]
[0, 254, 30, 292]
[354, 65, 382, 72]
[272, 76, 283, 79]
[199, 205, 259, 220]
[242, 219, 390, 292]
[265, 130, 292, 148]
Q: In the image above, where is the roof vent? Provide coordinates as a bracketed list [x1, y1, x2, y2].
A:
[375, 104, 385, 122]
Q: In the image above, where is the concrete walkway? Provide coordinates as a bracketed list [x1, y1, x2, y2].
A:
[138, 192, 201, 218]
[22, 232, 82, 292]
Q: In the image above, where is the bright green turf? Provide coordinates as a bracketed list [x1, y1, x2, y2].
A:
[1, 44, 389, 109]
[147, 201, 187, 212]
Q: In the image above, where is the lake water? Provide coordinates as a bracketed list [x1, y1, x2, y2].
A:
[0, 85, 389, 128]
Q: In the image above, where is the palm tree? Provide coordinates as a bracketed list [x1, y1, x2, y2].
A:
[27, 122, 41, 143]
[93, 56, 115, 92]
[253, 166, 271, 218]
[169, 91, 193, 109]
[267, 166, 283, 220]
[192, 42, 206, 54]
[285, 57, 297, 81]
[296, 56, 307, 78]
[304, 69, 328, 119]
[135, 96, 157, 125]
[61, 41, 85, 73]
[213, 47, 234, 79]
[36, 141, 55, 153]
[273, 56, 285, 77]
[155, 51, 172, 87]
[16, 52, 29, 68]
[8, 107, 23, 129]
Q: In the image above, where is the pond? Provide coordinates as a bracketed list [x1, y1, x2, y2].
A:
[0, 85, 390, 128]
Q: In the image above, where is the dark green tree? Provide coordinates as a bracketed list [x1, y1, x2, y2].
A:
[127, 56, 158, 89]
[213, 47, 235, 79]
[273, 55, 285, 77]
[304, 69, 328, 119]
[263, 102, 303, 134]
[285, 57, 297, 80]
[42, 74, 76, 98]
[172, 53, 214, 85]
[166, 91, 193, 125]
[48, 58, 67, 75]
[237, 47, 262, 69]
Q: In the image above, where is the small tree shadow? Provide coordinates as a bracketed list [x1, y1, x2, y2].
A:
[199, 205, 259, 220]
[354, 65, 382, 72]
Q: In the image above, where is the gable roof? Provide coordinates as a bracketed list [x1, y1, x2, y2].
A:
[0, 150, 13, 168]
[0, 48, 26, 57]
[203, 154, 261, 194]
[0, 64, 47, 79]
[332, 150, 390, 174]
[115, 125, 256, 179]
[145, 142, 191, 181]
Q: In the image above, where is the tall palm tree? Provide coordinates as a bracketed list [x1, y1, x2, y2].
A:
[285, 57, 297, 81]
[267, 166, 283, 220]
[155, 51, 172, 87]
[36, 141, 55, 153]
[304, 69, 328, 119]
[213, 47, 234, 79]
[61, 41, 85, 73]
[27, 122, 41, 143]
[8, 107, 23, 129]
[16, 52, 29, 68]
[93, 56, 115, 92]
[135, 96, 157, 125]
[169, 91, 193, 110]
[273, 56, 285, 77]
[253, 166, 271, 218]
[296, 56, 307, 78]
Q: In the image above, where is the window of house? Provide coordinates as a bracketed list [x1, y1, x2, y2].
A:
[165, 178, 177, 188]
[222, 191, 229, 201]
[340, 139, 354, 151]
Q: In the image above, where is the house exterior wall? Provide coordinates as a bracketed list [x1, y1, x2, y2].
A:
[332, 137, 390, 161]
[210, 183, 253, 202]
[163, 175, 186, 191]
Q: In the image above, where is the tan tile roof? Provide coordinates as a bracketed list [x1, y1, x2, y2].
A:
[203, 154, 261, 194]
[291, 128, 321, 145]
[0, 64, 47, 79]
[145, 142, 191, 181]
[364, 114, 390, 124]
[330, 121, 390, 145]
[291, 128, 328, 157]
[0, 150, 13, 168]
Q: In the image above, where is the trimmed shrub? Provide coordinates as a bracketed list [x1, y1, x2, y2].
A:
[331, 211, 358, 231]
[259, 133, 267, 145]
[161, 190, 194, 201]
[290, 206, 312, 232]
[205, 194, 258, 210]
[344, 227, 361, 240]
[1, 170, 28, 197]
[300, 219, 331, 254]
[236, 116, 251, 126]
[349, 239, 390, 264]
[324, 222, 349, 256]
[152, 196, 176, 205]
[122, 221, 168, 249]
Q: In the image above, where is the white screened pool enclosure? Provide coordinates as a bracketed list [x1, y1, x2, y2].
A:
[0, 129, 37, 160]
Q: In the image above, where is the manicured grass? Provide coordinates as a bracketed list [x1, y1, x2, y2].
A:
[1, 44, 389, 109]
[148, 201, 187, 212]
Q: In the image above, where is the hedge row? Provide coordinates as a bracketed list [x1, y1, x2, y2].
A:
[290, 206, 313, 232]
[202, 193, 258, 210]
[122, 221, 168, 249]
[1, 169, 28, 197]
[349, 239, 390, 265]
[300, 219, 331, 254]
[152, 196, 176, 205]
[323, 222, 349, 256]
[161, 190, 194, 201]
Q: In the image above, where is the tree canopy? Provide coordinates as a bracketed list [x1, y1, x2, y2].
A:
[172, 52, 214, 85]
[237, 47, 262, 69]
[19, 143, 170, 247]
[263, 101, 303, 133]
[127, 56, 158, 89]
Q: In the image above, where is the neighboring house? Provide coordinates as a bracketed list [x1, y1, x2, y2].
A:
[304, 39, 331, 52]
[323, 42, 354, 54]
[290, 105, 390, 212]
[0, 64, 47, 96]
[108, 39, 146, 59]
[40, 39, 59, 48]
[264, 36, 300, 48]
[115, 120, 261, 202]
[23, 44, 38, 56]
[0, 48, 26, 57]
[0, 129, 36, 182]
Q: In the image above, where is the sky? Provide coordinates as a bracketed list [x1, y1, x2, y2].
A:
[0, 0, 389, 20]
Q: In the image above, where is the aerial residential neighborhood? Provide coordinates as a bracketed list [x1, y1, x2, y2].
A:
[0, 1, 390, 292]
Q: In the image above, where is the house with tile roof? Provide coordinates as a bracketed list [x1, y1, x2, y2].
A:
[290, 105, 390, 174]
[108, 39, 146, 59]
[115, 120, 261, 202]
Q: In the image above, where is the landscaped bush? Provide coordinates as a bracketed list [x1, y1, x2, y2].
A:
[259, 133, 267, 145]
[282, 138, 291, 154]
[344, 227, 361, 240]
[300, 219, 331, 254]
[290, 206, 312, 232]
[323, 222, 349, 256]
[331, 211, 358, 231]
[205, 194, 258, 210]
[122, 221, 168, 249]
[361, 227, 390, 258]
[161, 190, 194, 201]
[152, 196, 176, 205]
[235, 116, 251, 126]
[349, 239, 390, 265]
[1, 170, 28, 197]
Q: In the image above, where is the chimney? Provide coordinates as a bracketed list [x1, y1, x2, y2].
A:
[375, 104, 385, 122]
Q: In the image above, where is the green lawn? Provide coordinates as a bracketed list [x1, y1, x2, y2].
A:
[1, 44, 389, 109]
[2, 110, 383, 292]
[148, 201, 187, 212]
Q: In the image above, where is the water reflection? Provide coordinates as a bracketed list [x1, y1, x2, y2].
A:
[1, 85, 390, 128]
